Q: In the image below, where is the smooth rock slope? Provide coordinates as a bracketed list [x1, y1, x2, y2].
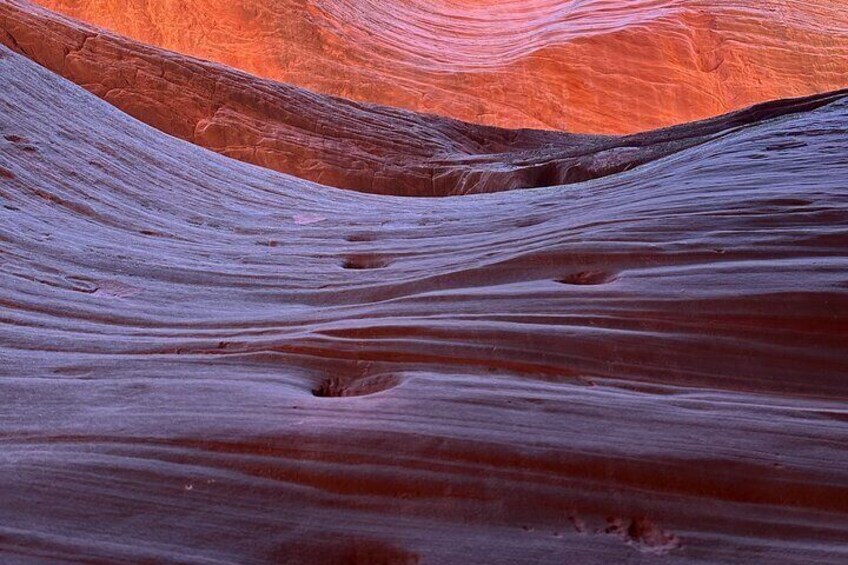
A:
[1, 41, 847, 563]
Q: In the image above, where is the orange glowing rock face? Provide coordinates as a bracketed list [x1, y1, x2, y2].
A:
[5, 0, 842, 196]
[34, 0, 848, 133]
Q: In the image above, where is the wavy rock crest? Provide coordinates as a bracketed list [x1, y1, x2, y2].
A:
[2, 0, 846, 196]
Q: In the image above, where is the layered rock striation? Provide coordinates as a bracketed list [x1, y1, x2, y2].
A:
[2, 32, 848, 562]
[33, 0, 848, 133]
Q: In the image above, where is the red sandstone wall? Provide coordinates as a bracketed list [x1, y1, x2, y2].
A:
[35, 0, 848, 133]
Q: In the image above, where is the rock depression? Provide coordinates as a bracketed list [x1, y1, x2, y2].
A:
[32, 0, 848, 133]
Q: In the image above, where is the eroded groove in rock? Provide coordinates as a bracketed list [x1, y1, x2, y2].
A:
[31, 0, 848, 134]
[312, 373, 403, 398]
[1, 41, 847, 563]
[1, 0, 846, 196]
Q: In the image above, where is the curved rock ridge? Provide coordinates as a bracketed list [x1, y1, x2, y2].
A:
[32, 0, 848, 133]
[2, 0, 847, 197]
[2, 44, 848, 563]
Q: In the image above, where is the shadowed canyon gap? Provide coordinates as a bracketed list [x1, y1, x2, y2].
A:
[1, 0, 847, 563]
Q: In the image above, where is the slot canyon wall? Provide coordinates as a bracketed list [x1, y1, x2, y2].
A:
[33, 0, 848, 133]
[0, 0, 847, 563]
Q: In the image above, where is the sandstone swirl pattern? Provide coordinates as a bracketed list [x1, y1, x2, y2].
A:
[33, 0, 848, 133]
[1, 1, 848, 564]
[2, 0, 845, 196]
[2, 34, 848, 565]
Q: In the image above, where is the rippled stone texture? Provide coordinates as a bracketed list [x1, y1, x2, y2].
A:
[2, 0, 846, 196]
[32, 0, 848, 133]
[2, 32, 848, 563]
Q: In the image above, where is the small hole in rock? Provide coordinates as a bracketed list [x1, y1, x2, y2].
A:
[557, 271, 616, 285]
[342, 254, 389, 270]
[271, 536, 418, 565]
[765, 198, 811, 208]
[346, 232, 376, 242]
[515, 217, 544, 228]
[312, 374, 402, 398]
[625, 517, 680, 553]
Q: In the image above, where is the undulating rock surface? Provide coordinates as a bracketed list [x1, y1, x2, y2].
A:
[30, 0, 848, 133]
[2, 30, 848, 563]
[2, 0, 847, 196]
